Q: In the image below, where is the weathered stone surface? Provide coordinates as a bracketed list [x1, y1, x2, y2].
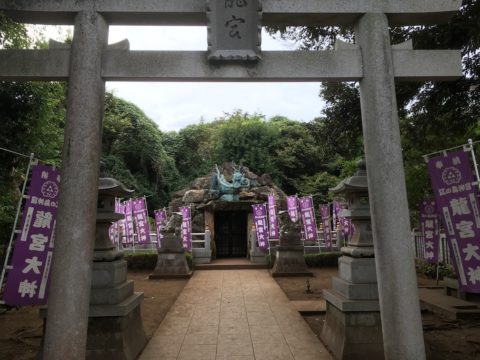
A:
[258, 174, 273, 186]
[169, 197, 183, 212]
[191, 176, 210, 190]
[6, 0, 461, 28]
[90, 280, 134, 305]
[357, 13, 426, 358]
[182, 189, 205, 203]
[173, 188, 188, 198]
[192, 211, 205, 232]
[321, 302, 384, 360]
[239, 191, 255, 200]
[150, 235, 192, 279]
[338, 256, 377, 284]
[86, 303, 146, 360]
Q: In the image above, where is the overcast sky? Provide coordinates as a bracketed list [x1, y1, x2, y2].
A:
[48, 26, 325, 132]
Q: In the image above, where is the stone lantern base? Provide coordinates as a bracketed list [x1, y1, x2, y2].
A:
[86, 258, 147, 360]
[321, 256, 384, 359]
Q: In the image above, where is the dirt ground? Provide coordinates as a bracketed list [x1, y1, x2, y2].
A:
[0, 270, 187, 360]
[1, 268, 480, 359]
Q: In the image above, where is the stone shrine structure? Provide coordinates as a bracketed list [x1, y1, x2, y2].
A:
[169, 163, 286, 260]
[149, 213, 192, 279]
[270, 211, 312, 277]
[322, 160, 383, 359]
[86, 178, 146, 359]
[0, 1, 462, 359]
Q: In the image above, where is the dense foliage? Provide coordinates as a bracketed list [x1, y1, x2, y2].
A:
[268, 0, 480, 224]
[0, 2, 478, 254]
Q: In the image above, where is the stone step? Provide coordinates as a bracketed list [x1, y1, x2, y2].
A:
[195, 258, 269, 270]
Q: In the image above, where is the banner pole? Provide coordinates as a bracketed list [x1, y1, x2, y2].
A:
[468, 138, 480, 191]
[143, 196, 152, 249]
[0, 153, 35, 298]
[131, 199, 136, 253]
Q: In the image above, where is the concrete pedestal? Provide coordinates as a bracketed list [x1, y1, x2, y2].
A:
[321, 301, 383, 360]
[322, 256, 383, 359]
[192, 248, 212, 264]
[249, 248, 268, 264]
[149, 234, 192, 279]
[270, 245, 312, 277]
[87, 258, 147, 360]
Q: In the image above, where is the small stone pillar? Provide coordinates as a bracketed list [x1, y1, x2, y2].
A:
[321, 160, 384, 359]
[192, 227, 212, 264]
[87, 178, 146, 360]
[249, 225, 268, 264]
[149, 213, 192, 279]
[271, 212, 312, 277]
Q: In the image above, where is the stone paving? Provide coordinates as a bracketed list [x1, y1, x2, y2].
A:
[139, 270, 332, 360]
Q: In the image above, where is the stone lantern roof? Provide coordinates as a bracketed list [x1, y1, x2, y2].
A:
[98, 177, 134, 197]
[330, 160, 368, 195]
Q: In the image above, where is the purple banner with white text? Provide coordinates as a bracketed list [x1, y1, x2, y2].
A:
[299, 196, 318, 241]
[268, 194, 279, 239]
[180, 207, 192, 251]
[320, 204, 332, 250]
[420, 199, 441, 264]
[252, 204, 269, 251]
[4, 164, 60, 306]
[133, 198, 151, 244]
[123, 199, 134, 244]
[154, 209, 167, 248]
[286, 195, 299, 223]
[428, 150, 480, 293]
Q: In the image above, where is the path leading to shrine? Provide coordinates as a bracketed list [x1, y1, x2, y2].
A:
[139, 270, 332, 360]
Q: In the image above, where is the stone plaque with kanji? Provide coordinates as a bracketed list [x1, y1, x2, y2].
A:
[207, 0, 262, 61]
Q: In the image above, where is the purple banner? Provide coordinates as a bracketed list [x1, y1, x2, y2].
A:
[154, 209, 167, 248]
[109, 198, 122, 245]
[180, 207, 192, 251]
[123, 199, 134, 244]
[267, 194, 279, 239]
[333, 199, 342, 230]
[252, 204, 269, 251]
[133, 198, 151, 244]
[4, 165, 60, 306]
[420, 199, 441, 264]
[428, 150, 480, 293]
[286, 195, 299, 222]
[299, 196, 318, 241]
[320, 204, 332, 250]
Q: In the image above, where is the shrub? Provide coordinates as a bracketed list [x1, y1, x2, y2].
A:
[124, 253, 157, 270]
[124, 252, 195, 271]
[304, 252, 342, 267]
[418, 261, 456, 280]
[266, 252, 342, 268]
[185, 252, 194, 271]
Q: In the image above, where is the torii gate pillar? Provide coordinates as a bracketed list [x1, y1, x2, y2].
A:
[43, 11, 108, 360]
[357, 13, 426, 358]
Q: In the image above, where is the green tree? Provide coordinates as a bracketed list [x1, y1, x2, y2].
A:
[102, 93, 179, 210]
[0, 15, 66, 255]
[213, 111, 281, 180]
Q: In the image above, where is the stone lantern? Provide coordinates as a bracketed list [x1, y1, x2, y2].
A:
[87, 178, 146, 359]
[321, 160, 384, 359]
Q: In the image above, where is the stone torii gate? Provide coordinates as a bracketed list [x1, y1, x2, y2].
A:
[0, 1, 462, 359]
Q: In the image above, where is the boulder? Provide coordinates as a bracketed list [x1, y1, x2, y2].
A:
[239, 191, 256, 200]
[182, 190, 205, 203]
[258, 174, 273, 186]
[191, 176, 211, 190]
